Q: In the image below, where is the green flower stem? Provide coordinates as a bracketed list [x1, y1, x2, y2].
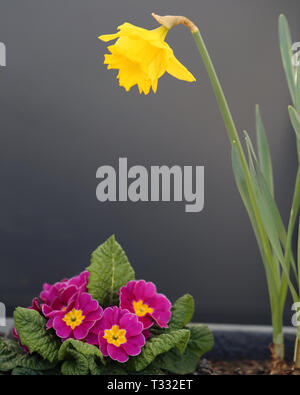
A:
[191, 28, 284, 354]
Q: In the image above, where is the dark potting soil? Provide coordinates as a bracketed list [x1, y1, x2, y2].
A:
[194, 359, 299, 375]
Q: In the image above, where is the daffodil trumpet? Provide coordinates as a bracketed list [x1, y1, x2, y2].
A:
[98, 17, 195, 94]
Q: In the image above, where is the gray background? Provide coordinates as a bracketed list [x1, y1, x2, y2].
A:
[0, 0, 299, 325]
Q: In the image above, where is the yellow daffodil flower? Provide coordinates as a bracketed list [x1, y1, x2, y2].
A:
[99, 22, 196, 94]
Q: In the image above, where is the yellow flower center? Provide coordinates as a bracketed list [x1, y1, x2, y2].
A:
[103, 325, 127, 347]
[133, 300, 154, 317]
[63, 308, 85, 330]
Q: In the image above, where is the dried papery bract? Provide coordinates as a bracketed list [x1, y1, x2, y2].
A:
[151, 13, 198, 33]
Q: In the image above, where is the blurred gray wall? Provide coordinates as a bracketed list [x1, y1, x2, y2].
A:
[0, 0, 299, 324]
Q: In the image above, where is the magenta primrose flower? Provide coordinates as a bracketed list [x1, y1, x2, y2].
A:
[40, 271, 89, 328]
[94, 306, 145, 363]
[120, 280, 172, 329]
[40, 270, 89, 306]
[51, 292, 102, 341]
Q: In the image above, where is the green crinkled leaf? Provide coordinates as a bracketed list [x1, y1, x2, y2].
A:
[11, 367, 41, 375]
[0, 337, 57, 373]
[187, 324, 214, 357]
[13, 308, 61, 363]
[92, 360, 128, 375]
[87, 356, 102, 375]
[60, 349, 89, 375]
[138, 365, 164, 375]
[87, 235, 135, 307]
[168, 294, 194, 330]
[155, 324, 214, 374]
[58, 339, 105, 376]
[59, 339, 104, 363]
[126, 329, 190, 372]
[12, 366, 60, 375]
[18, 354, 56, 371]
[0, 337, 25, 372]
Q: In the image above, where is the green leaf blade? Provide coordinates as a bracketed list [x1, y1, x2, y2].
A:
[288, 106, 300, 140]
[279, 14, 296, 105]
[127, 329, 190, 372]
[58, 339, 105, 375]
[255, 105, 274, 195]
[168, 294, 195, 330]
[155, 324, 214, 374]
[0, 337, 57, 373]
[13, 308, 61, 363]
[87, 235, 135, 307]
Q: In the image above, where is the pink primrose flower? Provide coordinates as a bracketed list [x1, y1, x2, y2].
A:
[51, 292, 102, 341]
[40, 271, 89, 328]
[95, 306, 145, 363]
[120, 280, 172, 329]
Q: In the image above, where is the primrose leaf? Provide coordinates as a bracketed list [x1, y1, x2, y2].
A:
[11, 366, 60, 375]
[11, 367, 41, 375]
[59, 339, 104, 362]
[90, 359, 129, 375]
[137, 365, 164, 375]
[0, 337, 57, 373]
[87, 235, 135, 307]
[13, 308, 61, 363]
[155, 324, 214, 374]
[58, 339, 105, 376]
[60, 348, 89, 375]
[0, 337, 25, 372]
[168, 294, 195, 330]
[127, 329, 190, 372]
[87, 356, 103, 375]
[186, 324, 214, 358]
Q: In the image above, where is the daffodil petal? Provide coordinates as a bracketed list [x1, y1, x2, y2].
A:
[166, 55, 196, 82]
[98, 33, 120, 42]
[151, 78, 158, 93]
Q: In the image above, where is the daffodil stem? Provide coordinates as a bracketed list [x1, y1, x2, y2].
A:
[192, 30, 237, 144]
[192, 29, 284, 359]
